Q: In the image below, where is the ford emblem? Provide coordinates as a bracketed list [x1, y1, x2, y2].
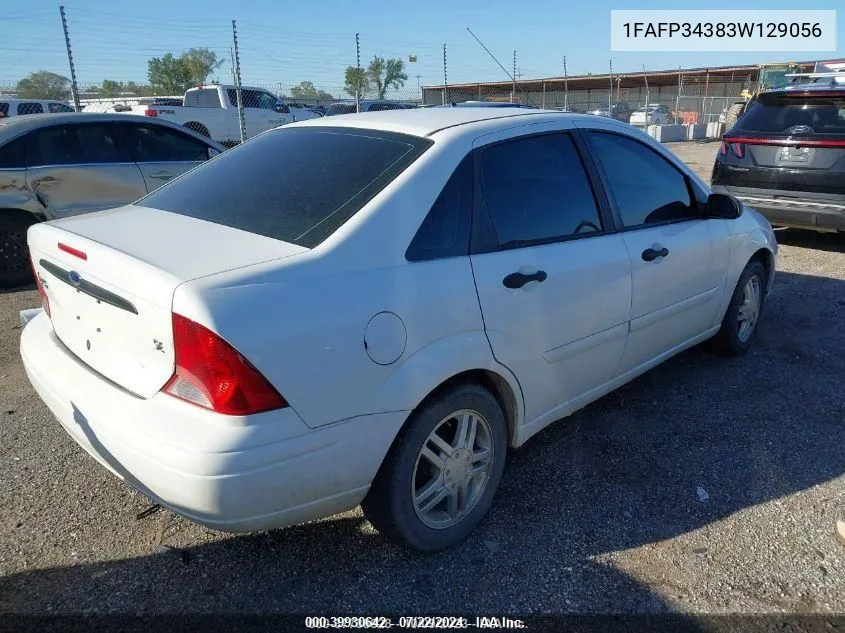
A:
[68, 270, 82, 286]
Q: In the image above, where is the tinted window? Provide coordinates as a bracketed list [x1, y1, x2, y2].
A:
[738, 93, 845, 135]
[275, 103, 290, 114]
[123, 124, 209, 162]
[587, 132, 694, 227]
[326, 104, 356, 116]
[48, 103, 74, 113]
[28, 124, 123, 166]
[18, 102, 43, 115]
[0, 136, 26, 168]
[368, 103, 400, 111]
[0, 103, 9, 117]
[480, 133, 602, 246]
[406, 155, 473, 261]
[138, 127, 431, 248]
[227, 89, 277, 110]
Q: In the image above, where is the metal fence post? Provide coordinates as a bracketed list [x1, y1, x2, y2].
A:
[563, 56, 568, 110]
[443, 44, 448, 105]
[356, 33, 361, 113]
[59, 5, 80, 111]
[231, 18, 246, 143]
[643, 64, 649, 113]
[608, 59, 614, 112]
[511, 50, 516, 102]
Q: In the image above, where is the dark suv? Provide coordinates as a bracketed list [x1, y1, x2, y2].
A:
[711, 84, 845, 232]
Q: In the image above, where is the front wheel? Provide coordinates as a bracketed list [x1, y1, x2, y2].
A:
[713, 260, 766, 355]
[362, 384, 508, 552]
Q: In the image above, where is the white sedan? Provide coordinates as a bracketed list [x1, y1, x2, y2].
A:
[630, 104, 671, 126]
[21, 108, 777, 551]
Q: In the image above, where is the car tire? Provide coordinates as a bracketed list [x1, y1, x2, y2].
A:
[362, 383, 508, 552]
[713, 260, 767, 356]
[0, 211, 38, 289]
[724, 102, 746, 131]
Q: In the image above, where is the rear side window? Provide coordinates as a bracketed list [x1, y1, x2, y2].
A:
[0, 103, 9, 117]
[48, 103, 74, 113]
[122, 123, 209, 162]
[587, 132, 694, 227]
[326, 104, 356, 116]
[739, 93, 845, 135]
[18, 102, 43, 115]
[28, 124, 123, 166]
[0, 136, 26, 168]
[191, 89, 222, 108]
[138, 127, 431, 248]
[479, 133, 603, 247]
[406, 155, 473, 261]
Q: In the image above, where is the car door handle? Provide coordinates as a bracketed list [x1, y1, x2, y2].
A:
[641, 247, 669, 262]
[502, 270, 547, 289]
[32, 176, 59, 188]
[148, 171, 172, 180]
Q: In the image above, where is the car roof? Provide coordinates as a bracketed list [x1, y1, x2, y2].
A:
[0, 112, 224, 148]
[763, 83, 845, 96]
[291, 107, 584, 137]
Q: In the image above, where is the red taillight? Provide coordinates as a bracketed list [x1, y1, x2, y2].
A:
[144, 108, 157, 117]
[723, 135, 845, 149]
[58, 242, 87, 260]
[719, 142, 727, 156]
[31, 258, 50, 318]
[163, 313, 287, 416]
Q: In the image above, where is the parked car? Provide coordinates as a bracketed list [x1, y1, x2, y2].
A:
[21, 108, 776, 551]
[0, 112, 223, 287]
[324, 100, 412, 115]
[587, 101, 631, 122]
[118, 85, 319, 145]
[712, 83, 845, 232]
[0, 98, 75, 118]
[630, 104, 671, 126]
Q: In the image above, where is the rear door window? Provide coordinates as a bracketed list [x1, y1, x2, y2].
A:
[138, 127, 431, 248]
[738, 93, 845, 135]
[48, 103, 74, 113]
[28, 124, 124, 166]
[17, 102, 43, 115]
[0, 135, 26, 168]
[121, 123, 210, 162]
[0, 103, 9, 117]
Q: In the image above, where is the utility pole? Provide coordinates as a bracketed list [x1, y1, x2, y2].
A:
[59, 6, 80, 111]
[355, 33, 361, 113]
[232, 19, 246, 143]
[563, 56, 568, 110]
[442, 44, 448, 105]
[511, 50, 516, 102]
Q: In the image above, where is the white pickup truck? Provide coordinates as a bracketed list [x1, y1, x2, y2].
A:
[123, 84, 319, 146]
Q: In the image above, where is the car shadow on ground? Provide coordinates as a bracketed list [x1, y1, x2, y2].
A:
[775, 228, 845, 254]
[2, 271, 844, 617]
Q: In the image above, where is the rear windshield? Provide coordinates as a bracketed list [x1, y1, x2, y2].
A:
[138, 127, 431, 248]
[738, 93, 845, 135]
[325, 104, 357, 116]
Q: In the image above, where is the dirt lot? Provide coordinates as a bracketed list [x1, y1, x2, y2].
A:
[1, 141, 844, 616]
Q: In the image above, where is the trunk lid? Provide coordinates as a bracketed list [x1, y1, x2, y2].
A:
[29, 205, 307, 398]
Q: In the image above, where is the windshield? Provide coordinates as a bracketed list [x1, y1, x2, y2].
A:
[739, 93, 845, 135]
[325, 104, 357, 116]
[138, 127, 432, 248]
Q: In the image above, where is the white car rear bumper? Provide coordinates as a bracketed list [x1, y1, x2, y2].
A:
[20, 313, 406, 532]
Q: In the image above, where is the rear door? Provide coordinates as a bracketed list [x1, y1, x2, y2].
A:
[581, 128, 729, 374]
[469, 126, 631, 424]
[117, 121, 213, 192]
[25, 122, 147, 218]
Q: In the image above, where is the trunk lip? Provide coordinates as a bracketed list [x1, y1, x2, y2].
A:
[39, 258, 138, 315]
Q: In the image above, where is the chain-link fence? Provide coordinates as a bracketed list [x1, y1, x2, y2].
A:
[2, 6, 790, 144]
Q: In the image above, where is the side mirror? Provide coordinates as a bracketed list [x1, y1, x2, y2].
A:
[706, 192, 742, 219]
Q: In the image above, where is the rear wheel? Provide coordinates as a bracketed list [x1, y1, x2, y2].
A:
[362, 383, 508, 552]
[724, 102, 746, 131]
[184, 122, 210, 138]
[713, 260, 766, 356]
[0, 211, 38, 288]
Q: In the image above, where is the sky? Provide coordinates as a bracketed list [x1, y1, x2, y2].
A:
[1, 0, 842, 98]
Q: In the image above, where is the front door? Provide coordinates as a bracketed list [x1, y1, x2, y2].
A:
[469, 129, 632, 425]
[582, 130, 730, 374]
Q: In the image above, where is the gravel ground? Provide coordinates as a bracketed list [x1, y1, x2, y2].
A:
[1, 141, 844, 616]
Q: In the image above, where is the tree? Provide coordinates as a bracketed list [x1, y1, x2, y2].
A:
[147, 48, 224, 95]
[147, 53, 193, 95]
[181, 48, 224, 86]
[366, 56, 407, 99]
[16, 71, 70, 99]
[290, 81, 334, 101]
[343, 67, 370, 98]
